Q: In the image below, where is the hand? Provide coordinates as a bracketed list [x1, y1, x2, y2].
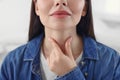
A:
[47, 37, 77, 76]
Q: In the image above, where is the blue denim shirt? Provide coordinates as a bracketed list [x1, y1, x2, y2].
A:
[0, 34, 120, 80]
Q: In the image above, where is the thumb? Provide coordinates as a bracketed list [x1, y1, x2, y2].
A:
[65, 37, 73, 59]
[48, 37, 63, 54]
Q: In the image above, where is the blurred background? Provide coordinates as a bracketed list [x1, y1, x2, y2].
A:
[0, 0, 120, 66]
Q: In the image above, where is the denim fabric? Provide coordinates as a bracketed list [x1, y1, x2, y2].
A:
[0, 34, 120, 80]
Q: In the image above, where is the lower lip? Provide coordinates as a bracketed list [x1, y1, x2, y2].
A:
[52, 14, 70, 18]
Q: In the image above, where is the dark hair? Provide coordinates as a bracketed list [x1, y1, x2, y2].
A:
[28, 0, 95, 41]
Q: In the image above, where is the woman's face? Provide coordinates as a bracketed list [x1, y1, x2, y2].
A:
[35, 0, 86, 30]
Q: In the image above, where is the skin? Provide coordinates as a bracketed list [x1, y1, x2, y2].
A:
[34, 0, 87, 76]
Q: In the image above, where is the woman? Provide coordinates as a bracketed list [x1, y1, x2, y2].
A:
[0, 0, 120, 80]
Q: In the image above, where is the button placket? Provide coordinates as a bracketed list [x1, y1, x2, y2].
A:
[79, 60, 89, 78]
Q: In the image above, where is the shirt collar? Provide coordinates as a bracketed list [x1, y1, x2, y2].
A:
[82, 36, 99, 60]
[23, 34, 44, 61]
[23, 34, 99, 61]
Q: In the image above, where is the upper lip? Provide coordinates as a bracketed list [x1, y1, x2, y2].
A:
[50, 10, 71, 16]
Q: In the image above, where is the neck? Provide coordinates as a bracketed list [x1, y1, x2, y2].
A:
[42, 27, 83, 59]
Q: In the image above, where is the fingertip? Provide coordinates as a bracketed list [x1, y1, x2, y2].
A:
[48, 38, 58, 48]
[48, 38, 55, 45]
[68, 37, 72, 45]
[70, 37, 72, 42]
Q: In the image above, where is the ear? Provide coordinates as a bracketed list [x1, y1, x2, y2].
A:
[33, 0, 39, 16]
[82, 2, 87, 16]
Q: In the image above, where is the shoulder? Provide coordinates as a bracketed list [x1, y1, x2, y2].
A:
[0, 43, 28, 79]
[1, 34, 43, 65]
[85, 37, 120, 79]
[92, 40, 120, 78]
[95, 41, 120, 70]
[84, 36, 120, 60]
[84, 36, 120, 65]
[1, 43, 27, 67]
[96, 42, 120, 59]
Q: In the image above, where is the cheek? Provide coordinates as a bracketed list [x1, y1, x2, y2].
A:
[37, 0, 53, 15]
[37, 0, 52, 8]
[69, 0, 85, 15]
[37, 0, 53, 25]
[69, 0, 85, 23]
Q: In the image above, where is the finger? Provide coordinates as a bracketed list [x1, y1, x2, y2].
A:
[46, 50, 55, 66]
[65, 37, 74, 59]
[48, 37, 63, 55]
[46, 56, 50, 66]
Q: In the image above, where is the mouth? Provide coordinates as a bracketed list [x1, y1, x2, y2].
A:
[50, 11, 71, 18]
